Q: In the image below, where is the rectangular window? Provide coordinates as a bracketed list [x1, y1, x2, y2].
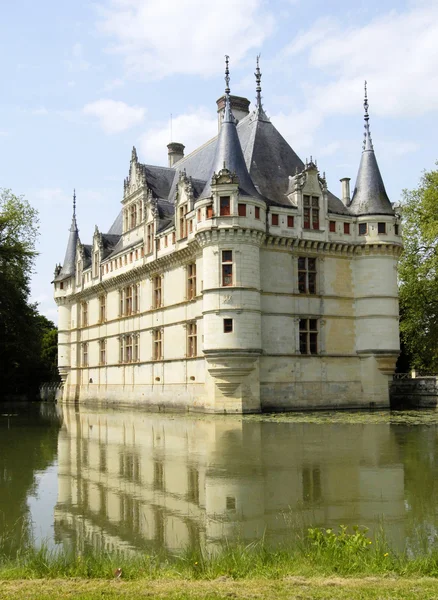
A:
[378, 222, 386, 234]
[179, 205, 187, 238]
[60, 281, 64, 290]
[99, 339, 106, 365]
[125, 335, 133, 363]
[197, 208, 201, 222]
[288, 215, 294, 228]
[99, 295, 106, 323]
[220, 196, 231, 216]
[153, 276, 162, 308]
[172, 232, 176, 244]
[189, 220, 193, 234]
[299, 319, 318, 355]
[81, 301, 88, 327]
[255, 206, 260, 219]
[187, 263, 196, 300]
[238, 203, 246, 217]
[164, 236, 168, 248]
[124, 209, 128, 232]
[206, 205, 214, 219]
[344, 222, 350, 235]
[221, 250, 233, 287]
[82, 342, 88, 367]
[271, 213, 279, 226]
[329, 220, 336, 232]
[156, 238, 160, 251]
[358, 223, 367, 235]
[187, 322, 197, 357]
[303, 195, 320, 230]
[298, 257, 317, 294]
[138, 201, 143, 224]
[223, 318, 233, 333]
[153, 329, 162, 360]
[394, 223, 399, 235]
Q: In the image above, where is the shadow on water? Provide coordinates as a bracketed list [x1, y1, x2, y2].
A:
[0, 403, 61, 556]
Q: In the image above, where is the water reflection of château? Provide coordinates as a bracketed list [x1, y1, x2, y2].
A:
[55, 406, 406, 554]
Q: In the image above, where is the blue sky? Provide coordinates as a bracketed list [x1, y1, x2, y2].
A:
[1, 0, 437, 322]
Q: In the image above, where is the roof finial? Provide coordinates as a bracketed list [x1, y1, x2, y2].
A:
[255, 54, 262, 108]
[363, 80, 374, 151]
[225, 55, 230, 96]
[73, 189, 76, 219]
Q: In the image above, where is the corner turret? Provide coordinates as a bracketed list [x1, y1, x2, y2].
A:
[55, 190, 79, 281]
[349, 82, 394, 216]
[201, 56, 262, 200]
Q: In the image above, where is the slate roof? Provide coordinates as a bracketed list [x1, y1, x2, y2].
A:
[349, 136, 394, 216]
[55, 214, 78, 281]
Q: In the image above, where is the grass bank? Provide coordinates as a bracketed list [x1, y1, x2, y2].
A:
[1, 527, 438, 598]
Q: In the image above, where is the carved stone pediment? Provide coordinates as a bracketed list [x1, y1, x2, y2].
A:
[124, 146, 147, 198]
[211, 166, 239, 186]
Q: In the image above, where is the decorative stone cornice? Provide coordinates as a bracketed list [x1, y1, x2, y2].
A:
[196, 228, 265, 248]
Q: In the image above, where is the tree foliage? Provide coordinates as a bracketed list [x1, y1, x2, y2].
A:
[398, 166, 438, 372]
[0, 189, 59, 400]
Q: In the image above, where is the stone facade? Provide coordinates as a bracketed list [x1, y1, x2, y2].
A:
[53, 70, 402, 413]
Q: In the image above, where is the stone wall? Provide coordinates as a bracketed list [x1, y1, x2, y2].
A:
[390, 377, 438, 409]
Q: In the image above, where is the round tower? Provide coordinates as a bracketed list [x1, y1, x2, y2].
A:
[349, 83, 403, 406]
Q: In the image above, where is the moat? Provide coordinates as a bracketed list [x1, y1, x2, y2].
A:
[2, 403, 438, 557]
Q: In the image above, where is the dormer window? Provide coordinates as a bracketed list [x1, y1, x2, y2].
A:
[303, 195, 319, 230]
[93, 252, 99, 278]
[220, 196, 231, 216]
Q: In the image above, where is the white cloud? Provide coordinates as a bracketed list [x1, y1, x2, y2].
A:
[97, 0, 275, 78]
[139, 107, 217, 165]
[83, 99, 145, 134]
[284, 5, 438, 118]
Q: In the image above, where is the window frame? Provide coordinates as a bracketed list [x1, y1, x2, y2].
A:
[299, 318, 318, 355]
[221, 250, 233, 287]
[82, 342, 88, 367]
[358, 223, 367, 236]
[238, 203, 246, 217]
[303, 195, 320, 230]
[187, 322, 197, 357]
[378, 222, 386, 234]
[271, 213, 279, 226]
[343, 222, 350, 235]
[153, 275, 162, 308]
[287, 215, 294, 228]
[153, 329, 162, 360]
[187, 263, 197, 300]
[329, 220, 336, 233]
[99, 339, 106, 365]
[298, 257, 317, 295]
[219, 196, 231, 216]
[99, 294, 106, 323]
[223, 318, 233, 333]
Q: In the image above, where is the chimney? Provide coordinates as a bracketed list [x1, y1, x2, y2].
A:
[216, 95, 250, 131]
[340, 177, 351, 206]
[167, 142, 185, 167]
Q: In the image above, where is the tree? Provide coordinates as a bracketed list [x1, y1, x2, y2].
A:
[398, 165, 438, 373]
[0, 189, 59, 399]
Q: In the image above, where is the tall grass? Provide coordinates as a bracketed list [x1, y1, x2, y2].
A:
[2, 526, 438, 580]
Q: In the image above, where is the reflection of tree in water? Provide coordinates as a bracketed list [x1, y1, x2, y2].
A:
[0, 404, 60, 556]
[393, 425, 438, 553]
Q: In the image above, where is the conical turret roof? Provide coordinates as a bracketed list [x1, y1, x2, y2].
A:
[200, 58, 262, 200]
[56, 191, 79, 280]
[349, 83, 394, 216]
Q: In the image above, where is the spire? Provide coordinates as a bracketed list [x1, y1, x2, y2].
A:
[363, 81, 373, 151]
[57, 190, 79, 279]
[349, 82, 394, 216]
[255, 54, 262, 108]
[200, 57, 262, 199]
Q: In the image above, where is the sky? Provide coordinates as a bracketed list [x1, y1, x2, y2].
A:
[1, 0, 437, 323]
